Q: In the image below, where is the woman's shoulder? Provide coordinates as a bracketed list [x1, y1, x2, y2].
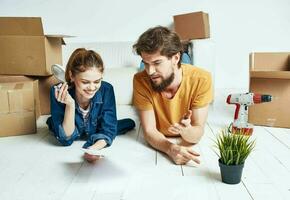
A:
[101, 81, 114, 90]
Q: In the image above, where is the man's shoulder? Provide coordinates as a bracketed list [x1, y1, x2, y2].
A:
[133, 70, 150, 85]
[134, 70, 147, 79]
[182, 64, 211, 80]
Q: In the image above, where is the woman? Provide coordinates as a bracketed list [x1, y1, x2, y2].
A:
[46, 48, 135, 162]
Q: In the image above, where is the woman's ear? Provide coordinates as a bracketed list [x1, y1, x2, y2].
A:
[69, 70, 74, 83]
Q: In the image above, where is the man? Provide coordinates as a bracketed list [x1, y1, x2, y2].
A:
[132, 26, 213, 165]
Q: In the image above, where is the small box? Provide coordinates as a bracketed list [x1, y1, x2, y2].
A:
[0, 75, 40, 118]
[0, 75, 59, 115]
[173, 11, 210, 40]
[249, 52, 290, 128]
[0, 81, 36, 137]
[0, 17, 67, 76]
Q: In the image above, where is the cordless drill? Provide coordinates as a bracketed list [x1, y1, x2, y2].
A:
[226, 93, 272, 135]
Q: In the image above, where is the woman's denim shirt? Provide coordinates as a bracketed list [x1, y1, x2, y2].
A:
[47, 81, 117, 148]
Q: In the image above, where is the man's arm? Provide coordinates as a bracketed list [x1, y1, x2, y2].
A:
[168, 105, 209, 144]
[181, 105, 209, 143]
[139, 110, 172, 154]
[180, 105, 209, 144]
[139, 109, 200, 165]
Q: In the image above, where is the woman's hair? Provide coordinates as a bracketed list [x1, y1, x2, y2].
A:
[65, 48, 104, 86]
[133, 26, 183, 67]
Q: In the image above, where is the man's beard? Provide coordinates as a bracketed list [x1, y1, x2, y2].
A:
[150, 72, 175, 92]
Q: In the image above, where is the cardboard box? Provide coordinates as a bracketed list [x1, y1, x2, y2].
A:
[0, 76, 40, 118]
[173, 11, 210, 40]
[0, 75, 59, 115]
[0, 17, 66, 76]
[249, 52, 290, 128]
[0, 82, 36, 136]
[37, 75, 59, 115]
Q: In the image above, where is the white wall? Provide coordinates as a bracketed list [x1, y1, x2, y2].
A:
[1, 0, 290, 89]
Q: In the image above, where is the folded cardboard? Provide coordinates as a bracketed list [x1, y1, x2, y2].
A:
[0, 75, 59, 115]
[0, 82, 36, 136]
[249, 52, 290, 128]
[173, 11, 210, 40]
[0, 17, 66, 76]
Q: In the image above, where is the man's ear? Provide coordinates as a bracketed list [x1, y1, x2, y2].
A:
[173, 52, 181, 66]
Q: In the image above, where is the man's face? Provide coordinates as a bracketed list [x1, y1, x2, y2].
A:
[141, 51, 179, 92]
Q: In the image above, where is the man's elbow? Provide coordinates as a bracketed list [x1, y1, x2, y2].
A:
[142, 127, 157, 140]
[182, 126, 205, 144]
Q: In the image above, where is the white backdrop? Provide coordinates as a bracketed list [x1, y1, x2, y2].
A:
[1, 0, 290, 89]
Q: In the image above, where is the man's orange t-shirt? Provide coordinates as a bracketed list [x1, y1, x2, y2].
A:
[133, 64, 213, 136]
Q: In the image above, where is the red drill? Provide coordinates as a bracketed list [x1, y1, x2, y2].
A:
[226, 93, 272, 135]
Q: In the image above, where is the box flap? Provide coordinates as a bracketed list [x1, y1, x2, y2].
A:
[250, 71, 290, 79]
[250, 52, 290, 71]
[0, 17, 44, 36]
[46, 35, 74, 45]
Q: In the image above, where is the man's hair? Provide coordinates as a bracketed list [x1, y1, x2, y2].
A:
[65, 48, 104, 86]
[133, 26, 183, 67]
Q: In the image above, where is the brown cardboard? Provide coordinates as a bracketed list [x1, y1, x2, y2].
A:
[0, 82, 35, 112]
[0, 76, 40, 118]
[0, 89, 9, 113]
[0, 112, 36, 137]
[0, 17, 66, 76]
[173, 11, 210, 40]
[37, 75, 59, 115]
[0, 75, 59, 115]
[0, 82, 36, 137]
[249, 52, 290, 128]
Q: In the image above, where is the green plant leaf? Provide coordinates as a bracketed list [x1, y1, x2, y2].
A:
[213, 126, 256, 165]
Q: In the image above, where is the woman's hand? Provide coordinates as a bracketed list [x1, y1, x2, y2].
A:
[54, 83, 74, 106]
[84, 139, 107, 163]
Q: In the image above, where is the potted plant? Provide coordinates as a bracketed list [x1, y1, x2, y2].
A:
[214, 127, 256, 184]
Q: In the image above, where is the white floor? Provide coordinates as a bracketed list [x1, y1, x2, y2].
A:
[0, 89, 290, 200]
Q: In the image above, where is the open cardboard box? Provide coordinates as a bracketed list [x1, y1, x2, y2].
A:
[249, 52, 290, 128]
[0, 17, 68, 76]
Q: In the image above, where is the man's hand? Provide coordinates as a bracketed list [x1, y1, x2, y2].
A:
[168, 110, 192, 136]
[167, 143, 200, 165]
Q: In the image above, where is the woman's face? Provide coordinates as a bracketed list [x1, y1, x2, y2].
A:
[71, 67, 103, 101]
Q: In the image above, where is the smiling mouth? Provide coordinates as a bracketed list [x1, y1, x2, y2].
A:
[85, 90, 96, 95]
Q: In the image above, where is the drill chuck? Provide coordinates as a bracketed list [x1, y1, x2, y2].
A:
[261, 95, 272, 102]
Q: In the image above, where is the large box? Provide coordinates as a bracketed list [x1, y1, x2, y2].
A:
[173, 11, 210, 40]
[0, 17, 66, 76]
[249, 52, 290, 128]
[0, 75, 59, 115]
[0, 82, 36, 137]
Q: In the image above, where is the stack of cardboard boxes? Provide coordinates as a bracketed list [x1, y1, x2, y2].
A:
[249, 52, 290, 128]
[0, 17, 65, 136]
